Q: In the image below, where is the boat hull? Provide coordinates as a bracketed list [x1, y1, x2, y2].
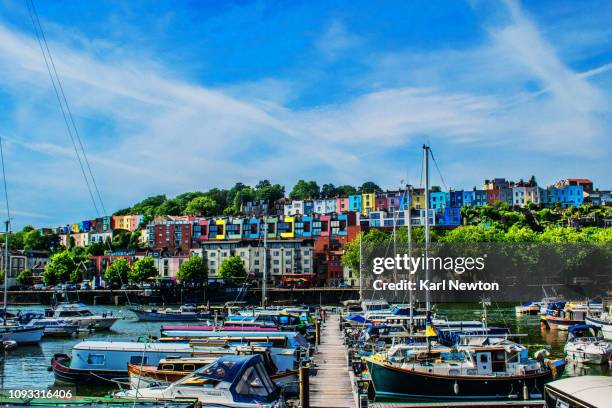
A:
[131, 309, 209, 322]
[365, 359, 554, 400]
[0, 325, 44, 344]
[542, 316, 583, 331]
[51, 354, 125, 385]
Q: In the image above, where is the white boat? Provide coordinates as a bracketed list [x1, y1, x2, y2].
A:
[586, 314, 612, 340]
[0, 324, 44, 344]
[117, 354, 285, 407]
[564, 324, 611, 365]
[47, 302, 119, 330]
[545, 376, 612, 408]
[25, 318, 79, 337]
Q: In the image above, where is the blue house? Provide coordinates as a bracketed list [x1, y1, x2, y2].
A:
[430, 192, 450, 210]
[303, 200, 314, 216]
[473, 189, 487, 207]
[462, 190, 474, 207]
[437, 207, 461, 226]
[450, 190, 463, 207]
[348, 195, 362, 213]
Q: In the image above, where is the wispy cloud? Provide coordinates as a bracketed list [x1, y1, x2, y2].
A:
[0, 0, 609, 228]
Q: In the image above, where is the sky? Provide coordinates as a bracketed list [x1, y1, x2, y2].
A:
[0, 0, 610, 229]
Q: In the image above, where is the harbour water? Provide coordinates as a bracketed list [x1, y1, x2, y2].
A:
[0, 303, 610, 398]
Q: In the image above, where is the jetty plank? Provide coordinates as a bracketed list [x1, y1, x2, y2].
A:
[309, 313, 357, 408]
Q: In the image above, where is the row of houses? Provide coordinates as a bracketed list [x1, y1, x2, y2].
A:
[56, 215, 144, 235]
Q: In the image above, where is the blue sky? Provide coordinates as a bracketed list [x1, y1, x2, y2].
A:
[0, 0, 610, 228]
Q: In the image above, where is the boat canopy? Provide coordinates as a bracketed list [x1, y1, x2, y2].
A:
[568, 324, 597, 334]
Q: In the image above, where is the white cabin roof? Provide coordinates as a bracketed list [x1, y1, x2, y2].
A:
[546, 376, 612, 407]
[74, 341, 196, 352]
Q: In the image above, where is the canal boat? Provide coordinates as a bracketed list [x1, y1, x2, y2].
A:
[51, 341, 240, 384]
[564, 324, 611, 365]
[161, 324, 280, 332]
[541, 303, 589, 330]
[544, 375, 611, 408]
[364, 337, 565, 400]
[117, 355, 285, 407]
[131, 305, 211, 322]
[46, 303, 119, 330]
[0, 325, 44, 345]
[25, 318, 79, 337]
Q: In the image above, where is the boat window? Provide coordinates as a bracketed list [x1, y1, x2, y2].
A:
[161, 364, 174, 371]
[183, 364, 195, 371]
[87, 354, 105, 365]
[480, 354, 488, 363]
[254, 362, 275, 392]
[130, 356, 148, 365]
[235, 366, 269, 397]
[58, 311, 79, 317]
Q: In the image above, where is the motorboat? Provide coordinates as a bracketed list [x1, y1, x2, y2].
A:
[46, 302, 119, 330]
[364, 337, 565, 400]
[128, 346, 298, 394]
[515, 301, 541, 316]
[0, 324, 44, 345]
[545, 376, 611, 408]
[131, 304, 211, 322]
[25, 318, 79, 337]
[117, 355, 286, 407]
[564, 324, 611, 365]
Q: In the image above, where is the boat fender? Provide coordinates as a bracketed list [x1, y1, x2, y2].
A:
[453, 381, 459, 395]
[522, 383, 529, 400]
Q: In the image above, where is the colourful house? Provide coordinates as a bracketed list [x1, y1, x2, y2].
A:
[348, 194, 362, 213]
[214, 219, 226, 240]
[361, 193, 375, 215]
[473, 189, 487, 206]
[225, 218, 242, 240]
[265, 216, 278, 238]
[335, 197, 349, 213]
[411, 189, 425, 209]
[430, 191, 449, 210]
[279, 216, 295, 238]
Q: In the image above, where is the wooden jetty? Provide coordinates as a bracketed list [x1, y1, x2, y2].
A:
[309, 313, 357, 408]
[370, 401, 546, 408]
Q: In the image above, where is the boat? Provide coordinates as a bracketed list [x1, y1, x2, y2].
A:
[162, 324, 280, 332]
[585, 299, 612, 340]
[541, 302, 590, 330]
[0, 325, 44, 345]
[564, 324, 611, 365]
[52, 336, 304, 384]
[131, 305, 211, 322]
[25, 318, 79, 337]
[51, 341, 242, 384]
[117, 355, 286, 407]
[127, 346, 298, 394]
[46, 302, 119, 330]
[545, 375, 612, 408]
[515, 301, 541, 316]
[364, 337, 565, 400]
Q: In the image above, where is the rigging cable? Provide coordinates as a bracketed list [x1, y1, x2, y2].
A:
[0, 137, 10, 222]
[429, 148, 449, 192]
[26, 0, 104, 216]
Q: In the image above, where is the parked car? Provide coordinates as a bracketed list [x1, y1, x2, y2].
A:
[33, 283, 46, 290]
[65, 283, 78, 291]
[78, 282, 91, 290]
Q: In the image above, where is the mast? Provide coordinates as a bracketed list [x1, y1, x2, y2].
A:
[262, 221, 268, 308]
[359, 232, 363, 302]
[407, 185, 413, 336]
[3, 220, 8, 325]
[423, 144, 431, 311]
[392, 201, 397, 299]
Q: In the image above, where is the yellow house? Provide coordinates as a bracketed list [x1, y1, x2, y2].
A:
[71, 223, 79, 233]
[215, 219, 226, 240]
[361, 193, 375, 214]
[411, 190, 425, 209]
[280, 216, 295, 239]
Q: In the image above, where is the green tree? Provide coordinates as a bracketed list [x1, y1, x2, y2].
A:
[255, 180, 285, 202]
[218, 255, 247, 279]
[86, 241, 107, 256]
[320, 183, 337, 198]
[129, 256, 158, 283]
[155, 198, 182, 216]
[177, 256, 208, 282]
[336, 185, 357, 196]
[104, 258, 130, 286]
[289, 180, 320, 199]
[359, 181, 381, 193]
[185, 196, 218, 216]
[43, 251, 76, 284]
[16, 268, 34, 286]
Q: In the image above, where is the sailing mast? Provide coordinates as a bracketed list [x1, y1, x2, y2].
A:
[2, 220, 8, 326]
[261, 221, 268, 308]
[423, 145, 431, 311]
[407, 184, 413, 336]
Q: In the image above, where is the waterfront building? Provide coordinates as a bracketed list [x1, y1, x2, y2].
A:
[430, 191, 449, 210]
[90, 232, 112, 245]
[284, 200, 303, 216]
[411, 188, 425, 209]
[112, 215, 144, 232]
[313, 199, 336, 214]
[541, 185, 584, 208]
[148, 215, 197, 256]
[0, 249, 27, 288]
